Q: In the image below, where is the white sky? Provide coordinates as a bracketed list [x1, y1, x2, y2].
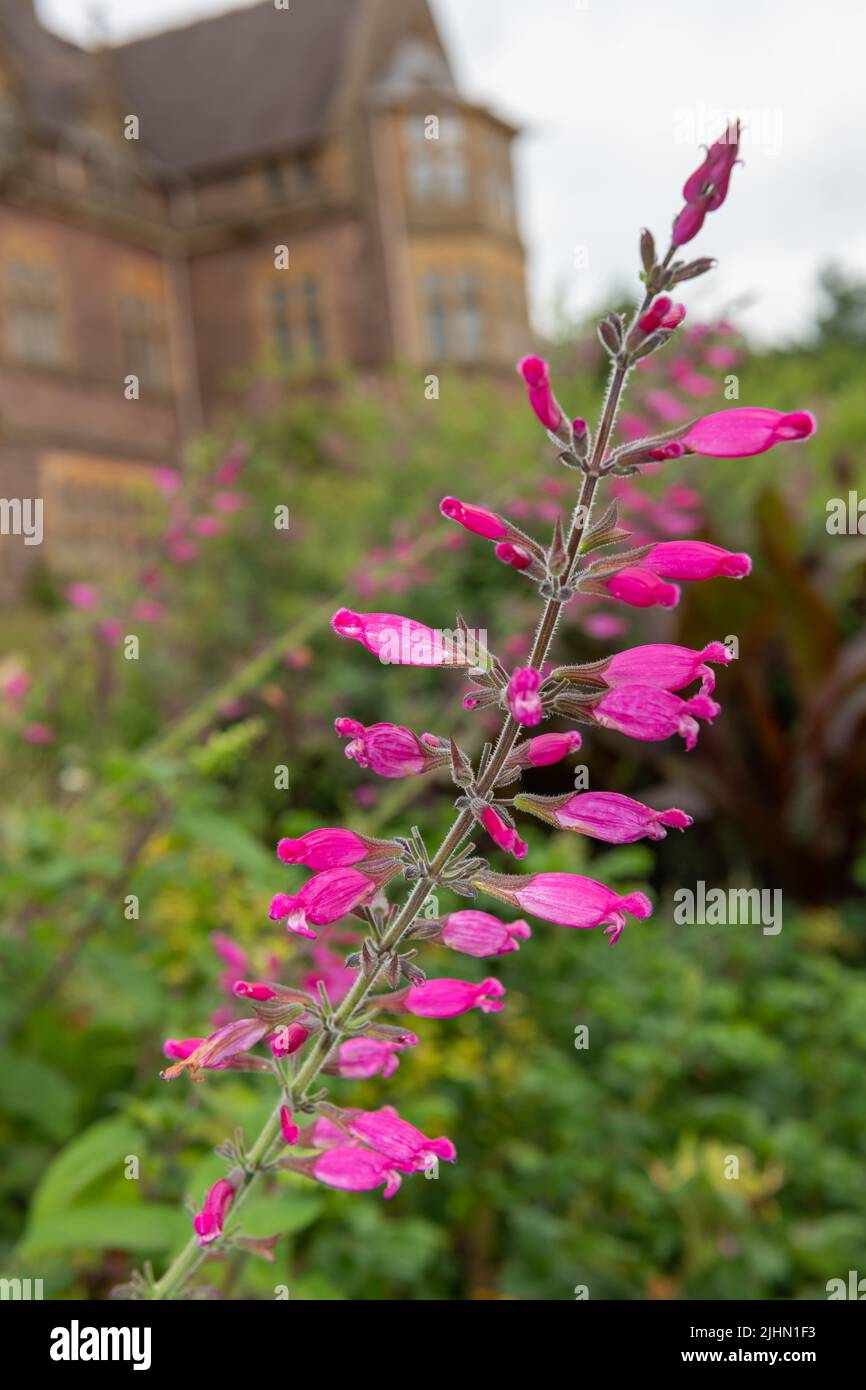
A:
[39, 0, 866, 343]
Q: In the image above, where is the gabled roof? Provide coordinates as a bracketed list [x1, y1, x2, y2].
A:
[112, 0, 363, 176]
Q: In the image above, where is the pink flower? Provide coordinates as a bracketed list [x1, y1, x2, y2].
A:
[211, 931, 248, 993]
[440, 497, 508, 540]
[682, 120, 741, 210]
[269, 1022, 311, 1057]
[638, 297, 686, 334]
[507, 666, 543, 725]
[682, 408, 817, 458]
[213, 491, 245, 513]
[215, 445, 247, 486]
[643, 541, 751, 580]
[401, 977, 506, 1018]
[161, 1018, 271, 1078]
[332, 1035, 418, 1080]
[193, 1178, 235, 1246]
[153, 466, 181, 495]
[232, 981, 278, 1001]
[280, 1105, 300, 1146]
[439, 910, 532, 957]
[268, 866, 379, 939]
[335, 717, 447, 778]
[98, 619, 123, 646]
[192, 515, 225, 537]
[588, 640, 732, 695]
[23, 722, 53, 745]
[311, 1146, 404, 1199]
[347, 1106, 456, 1172]
[132, 600, 163, 623]
[604, 567, 680, 609]
[589, 686, 720, 750]
[475, 871, 652, 944]
[331, 608, 474, 666]
[517, 355, 564, 432]
[480, 805, 528, 860]
[1, 667, 30, 703]
[509, 730, 583, 768]
[276, 827, 396, 869]
[66, 582, 100, 610]
[495, 541, 536, 571]
[516, 790, 692, 843]
[304, 945, 356, 1006]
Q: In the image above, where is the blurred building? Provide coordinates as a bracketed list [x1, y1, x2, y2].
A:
[0, 0, 527, 589]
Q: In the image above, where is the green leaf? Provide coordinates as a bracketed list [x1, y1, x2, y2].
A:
[238, 1194, 324, 1238]
[0, 1050, 77, 1142]
[29, 1117, 143, 1223]
[18, 1203, 189, 1260]
[174, 808, 284, 889]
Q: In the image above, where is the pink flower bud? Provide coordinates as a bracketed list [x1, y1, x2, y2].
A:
[268, 867, 378, 939]
[331, 609, 475, 666]
[590, 686, 721, 751]
[517, 355, 564, 432]
[440, 497, 509, 540]
[335, 717, 447, 778]
[276, 828, 397, 869]
[402, 977, 506, 1018]
[439, 910, 532, 956]
[516, 790, 692, 844]
[193, 1177, 236, 1246]
[232, 981, 278, 1001]
[280, 1105, 300, 1145]
[638, 297, 686, 334]
[683, 121, 740, 210]
[269, 1021, 311, 1057]
[643, 541, 751, 580]
[595, 641, 732, 695]
[480, 805, 528, 860]
[682, 408, 817, 458]
[507, 666, 543, 726]
[66, 582, 100, 611]
[475, 870, 652, 944]
[513, 730, 583, 767]
[332, 1035, 417, 1080]
[672, 199, 709, 246]
[495, 541, 535, 571]
[604, 566, 680, 609]
[347, 1106, 457, 1172]
[311, 1146, 404, 1199]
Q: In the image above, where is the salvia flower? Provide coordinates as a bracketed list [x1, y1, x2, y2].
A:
[604, 566, 680, 609]
[438, 910, 532, 957]
[276, 827, 399, 869]
[331, 608, 475, 665]
[335, 718, 448, 778]
[589, 686, 721, 751]
[269, 1022, 311, 1057]
[480, 805, 528, 860]
[161, 1017, 271, 1079]
[682, 408, 816, 458]
[562, 641, 732, 695]
[643, 541, 751, 580]
[310, 1146, 404, 1199]
[280, 1105, 300, 1145]
[673, 120, 741, 245]
[330, 1034, 418, 1080]
[508, 730, 583, 768]
[638, 297, 686, 334]
[495, 541, 536, 572]
[193, 1178, 236, 1246]
[507, 666, 543, 725]
[515, 790, 692, 843]
[399, 977, 507, 1018]
[475, 870, 652, 944]
[346, 1105, 457, 1172]
[268, 866, 380, 939]
[517, 355, 564, 433]
[439, 497, 509, 540]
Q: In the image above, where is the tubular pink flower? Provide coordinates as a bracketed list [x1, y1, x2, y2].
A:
[280, 1105, 300, 1146]
[232, 981, 278, 1001]
[402, 977, 506, 1018]
[193, 1178, 235, 1246]
[643, 541, 752, 580]
[23, 723, 54, 744]
[332, 1035, 417, 1080]
[161, 1018, 270, 1079]
[638, 297, 686, 334]
[590, 686, 721, 751]
[439, 910, 532, 957]
[335, 717, 447, 778]
[475, 870, 652, 944]
[517, 355, 564, 432]
[331, 608, 474, 666]
[66, 582, 100, 611]
[683, 120, 741, 209]
[347, 1106, 457, 1171]
[439, 497, 509, 540]
[495, 541, 535, 571]
[592, 641, 733, 695]
[311, 1146, 404, 1199]
[480, 805, 528, 860]
[269, 1022, 311, 1057]
[268, 867, 378, 939]
[672, 199, 709, 246]
[507, 666, 543, 726]
[682, 408, 817, 458]
[276, 827, 398, 869]
[604, 566, 680, 609]
[509, 730, 583, 768]
[516, 790, 692, 844]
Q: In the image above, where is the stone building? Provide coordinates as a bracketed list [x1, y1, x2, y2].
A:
[0, 0, 527, 589]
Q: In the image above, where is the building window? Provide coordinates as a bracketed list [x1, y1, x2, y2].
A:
[421, 270, 485, 361]
[118, 293, 169, 390]
[269, 276, 326, 363]
[405, 113, 467, 205]
[482, 127, 515, 223]
[4, 261, 64, 367]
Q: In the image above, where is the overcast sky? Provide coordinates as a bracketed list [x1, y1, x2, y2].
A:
[40, 0, 866, 343]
